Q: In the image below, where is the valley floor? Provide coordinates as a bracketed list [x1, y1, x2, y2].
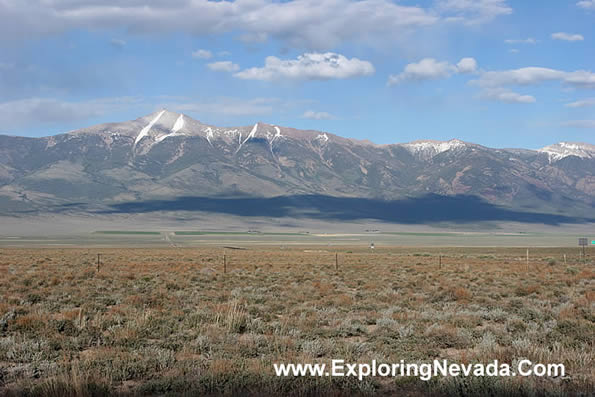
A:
[0, 213, 594, 248]
[0, 246, 593, 396]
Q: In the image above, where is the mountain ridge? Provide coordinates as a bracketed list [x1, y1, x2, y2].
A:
[0, 109, 593, 219]
[8, 108, 593, 153]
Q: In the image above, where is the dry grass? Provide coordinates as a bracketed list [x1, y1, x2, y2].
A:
[0, 246, 593, 396]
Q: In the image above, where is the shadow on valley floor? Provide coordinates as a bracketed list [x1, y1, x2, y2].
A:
[100, 194, 593, 225]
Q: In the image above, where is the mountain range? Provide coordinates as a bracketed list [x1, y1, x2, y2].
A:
[0, 109, 593, 221]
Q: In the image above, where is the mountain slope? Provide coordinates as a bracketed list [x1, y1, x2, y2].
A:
[0, 109, 593, 218]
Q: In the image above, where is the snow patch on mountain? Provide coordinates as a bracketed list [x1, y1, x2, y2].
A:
[538, 142, 595, 163]
[243, 123, 258, 145]
[171, 114, 185, 133]
[315, 133, 329, 143]
[401, 139, 467, 160]
[134, 110, 165, 148]
[270, 126, 283, 143]
[204, 127, 214, 145]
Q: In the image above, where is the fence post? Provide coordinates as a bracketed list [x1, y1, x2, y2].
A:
[335, 252, 338, 271]
[223, 254, 227, 274]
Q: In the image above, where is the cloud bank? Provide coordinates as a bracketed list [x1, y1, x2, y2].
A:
[0, 0, 512, 50]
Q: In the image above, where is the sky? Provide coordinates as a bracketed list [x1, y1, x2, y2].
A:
[0, 0, 594, 149]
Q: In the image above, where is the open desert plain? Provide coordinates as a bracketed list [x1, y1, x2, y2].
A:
[0, 239, 593, 396]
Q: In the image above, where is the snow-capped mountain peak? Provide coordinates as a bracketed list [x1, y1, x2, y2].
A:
[134, 109, 165, 148]
[538, 142, 595, 163]
[400, 139, 468, 160]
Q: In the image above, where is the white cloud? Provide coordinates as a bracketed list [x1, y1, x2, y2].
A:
[207, 61, 240, 73]
[577, 0, 595, 10]
[388, 57, 477, 85]
[234, 53, 374, 81]
[0, 0, 439, 50]
[388, 59, 455, 85]
[192, 49, 212, 59]
[468, 66, 595, 104]
[480, 88, 536, 103]
[565, 98, 595, 107]
[436, 0, 512, 24]
[504, 38, 537, 44]
[551, 32, 584, 41]
[564, 70, 595, 87]
[509, 48, 520, 54]
[302, 110, 334, 120]
[456, 57, 478, 73]
[473, 67, 564, 86]
[0, 1, 514, 50]
[471, 67, 595, 88]
[561, 120, 595, 128]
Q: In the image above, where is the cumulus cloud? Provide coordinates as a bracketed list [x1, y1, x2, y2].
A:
[480, 88, 536, 103]
[388, 57, 477, 85]
[234, 53, 374, 81]
[565, 98, 595, 107]
[302, 110, 334, 120]
[456, 57, 478, 73]
[561, 120, 595, 128]
[504, 38, 537, 44]
[207, 61, 240, 73]
[577, 0, 595, 10]
[551, 32, 584, 41]
[192, 49, 212, 59]
[471, 67, 595, 88]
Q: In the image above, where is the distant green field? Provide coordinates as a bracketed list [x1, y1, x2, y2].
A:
[384, 232, 463, 237]
[95, 231, 161, 235]
[175, 231, 306, 236]
[384, 231, 538, 237]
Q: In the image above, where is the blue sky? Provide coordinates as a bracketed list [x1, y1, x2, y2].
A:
[0, 0, 594, 149]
